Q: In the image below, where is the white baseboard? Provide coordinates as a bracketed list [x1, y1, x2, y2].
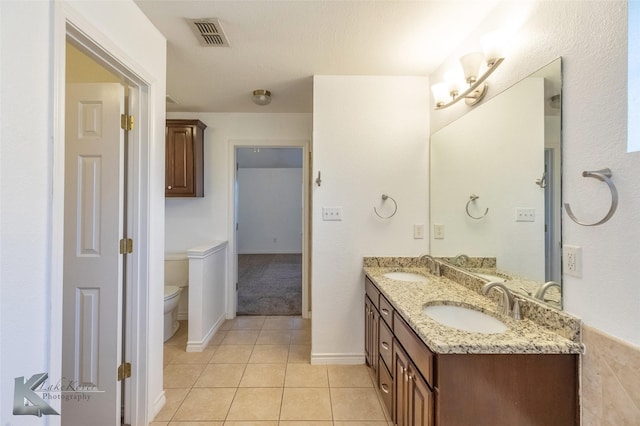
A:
[177, 311, 189, 321]
[310, 352, 366, 365]
[186, 315, 226, 352]
[151, 390, 166, 422]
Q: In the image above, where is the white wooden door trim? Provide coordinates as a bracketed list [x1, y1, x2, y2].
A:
[51, 3, 155, 425]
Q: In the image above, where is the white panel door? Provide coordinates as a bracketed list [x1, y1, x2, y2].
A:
[63, 83, 125, 425]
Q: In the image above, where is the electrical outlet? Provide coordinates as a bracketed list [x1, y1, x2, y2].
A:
[433, 224, 445, 239]
[322, 207, 342, 221]
[413, 224, 424, 239]
[563, 245, 582, 277]
[516, 208, 535, 222]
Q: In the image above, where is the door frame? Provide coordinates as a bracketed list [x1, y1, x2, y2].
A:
[51, 4, 153, 425]
[228, 140, 311, 319]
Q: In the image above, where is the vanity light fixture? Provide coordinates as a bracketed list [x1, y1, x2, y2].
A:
[252, 89, 271, 106]
[431, 30, 506, 110]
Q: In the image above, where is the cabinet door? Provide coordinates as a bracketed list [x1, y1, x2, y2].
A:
[395, 341, 434, 426]
[364, 296, 379, 376]
[394, 341, 411, 426]
[408, 364, 434, 426]
[166, 124, 195, 196]
[165, 119, 205, 197]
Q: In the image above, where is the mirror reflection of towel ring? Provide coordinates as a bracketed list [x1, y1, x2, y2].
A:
[466, 194, 488, 220]
[374, 194, 397, 219]
[564, 168, 618, 226]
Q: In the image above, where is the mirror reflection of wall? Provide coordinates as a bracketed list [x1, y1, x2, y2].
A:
[430, 58, 562, 307]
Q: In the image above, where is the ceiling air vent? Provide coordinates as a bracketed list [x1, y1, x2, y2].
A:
[188, 18, 230, 47]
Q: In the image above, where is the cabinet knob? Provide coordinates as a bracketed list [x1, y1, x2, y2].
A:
[167, 185, 172, 190]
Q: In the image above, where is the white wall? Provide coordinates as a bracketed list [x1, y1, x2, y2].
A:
[312, 75, 430, 363]
[1, 2, 51, 422]
[0, 0, 166, 424]
[431, 77, 545, 281]
[164, 113, 312, 253]
[237, 168, 303, 254]
[430, 1, 639, 345]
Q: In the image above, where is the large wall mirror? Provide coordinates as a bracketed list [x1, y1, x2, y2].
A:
[430, 57, 562, 309]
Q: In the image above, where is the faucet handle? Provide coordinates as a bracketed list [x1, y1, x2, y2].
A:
[512, 298, 521, 320]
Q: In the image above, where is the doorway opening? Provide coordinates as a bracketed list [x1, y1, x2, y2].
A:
[229, 142, 311, 319]
[236, 147, 303, 315]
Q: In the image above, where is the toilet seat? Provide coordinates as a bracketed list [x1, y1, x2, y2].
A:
[164, 285, 181, 299]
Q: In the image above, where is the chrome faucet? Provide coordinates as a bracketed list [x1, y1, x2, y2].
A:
[534, 281, 561, 301]
[419, 254, 441, 276]
[481, 281, 521, 320]
[453, 254, 470, 266]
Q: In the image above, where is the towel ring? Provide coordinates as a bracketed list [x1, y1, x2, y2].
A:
[564, 168, 618, 226]
[374, 194, 397, 219]
[466, 194, 488, 220]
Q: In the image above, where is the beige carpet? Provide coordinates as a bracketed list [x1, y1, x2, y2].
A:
[237, 253, 302, 315]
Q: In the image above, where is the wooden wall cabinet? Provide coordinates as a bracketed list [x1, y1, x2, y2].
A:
[364, 276, 578, 426]
[165, 119, 206, 197]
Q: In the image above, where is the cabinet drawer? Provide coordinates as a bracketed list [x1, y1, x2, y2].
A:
[365, 277, 380, 309]
[394, 312, 434, 386]
[379, 319, 393, 372]
[378, 360, 394, 419]
[379, 295, 394, 328]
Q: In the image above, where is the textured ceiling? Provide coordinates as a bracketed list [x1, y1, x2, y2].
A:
[135, 0, 501, 113]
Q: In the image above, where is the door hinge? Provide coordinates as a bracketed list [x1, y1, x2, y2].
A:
[120, 114, 134, 131]
[117, 362, 131, 381]
[119, 238, 133, 254]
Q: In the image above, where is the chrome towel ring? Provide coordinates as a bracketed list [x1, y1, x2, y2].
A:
[374, 194, 398, 219]
[564, 168, 618, 226]
[466, 194, 488, 220]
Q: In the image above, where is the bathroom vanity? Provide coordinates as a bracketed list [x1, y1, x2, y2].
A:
[364, 258, 581, 426]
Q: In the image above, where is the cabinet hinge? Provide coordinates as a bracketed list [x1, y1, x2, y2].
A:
[121, 114, 134, 131]
[119, 238, 133, 254]
[117, 362, 131, 381]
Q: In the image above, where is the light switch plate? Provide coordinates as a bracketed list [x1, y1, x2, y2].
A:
[413, 224, 424, 239]
[516, 208, 535, 222]
[433, 224, 445, 239]
[322, 207, 342, 221]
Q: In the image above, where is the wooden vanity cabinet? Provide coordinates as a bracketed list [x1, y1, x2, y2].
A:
[364, 276, 579, 426]
[165, 119, 206, 197]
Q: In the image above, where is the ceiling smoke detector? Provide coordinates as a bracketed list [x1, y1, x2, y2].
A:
[188, 18, 230, 47]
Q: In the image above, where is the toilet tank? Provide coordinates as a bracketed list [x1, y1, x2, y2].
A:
[165, 254, 189, 319]
[165, 254, 189, 286]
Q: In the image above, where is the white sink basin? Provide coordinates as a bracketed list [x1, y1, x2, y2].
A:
[423, 304, 507, 334]
[383, 271, 428, 283]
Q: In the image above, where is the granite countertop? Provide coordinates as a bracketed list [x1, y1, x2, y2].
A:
[364, 264, 583, 355]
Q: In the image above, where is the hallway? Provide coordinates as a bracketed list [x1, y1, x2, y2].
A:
[237, 254, 302, 316]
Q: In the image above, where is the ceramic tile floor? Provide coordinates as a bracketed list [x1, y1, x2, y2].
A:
[152, 316, 392, 426]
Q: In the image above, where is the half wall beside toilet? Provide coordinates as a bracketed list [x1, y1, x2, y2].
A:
[187, 240, 229, 352]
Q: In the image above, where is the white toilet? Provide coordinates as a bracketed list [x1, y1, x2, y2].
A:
[163, 285, 182, 342]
